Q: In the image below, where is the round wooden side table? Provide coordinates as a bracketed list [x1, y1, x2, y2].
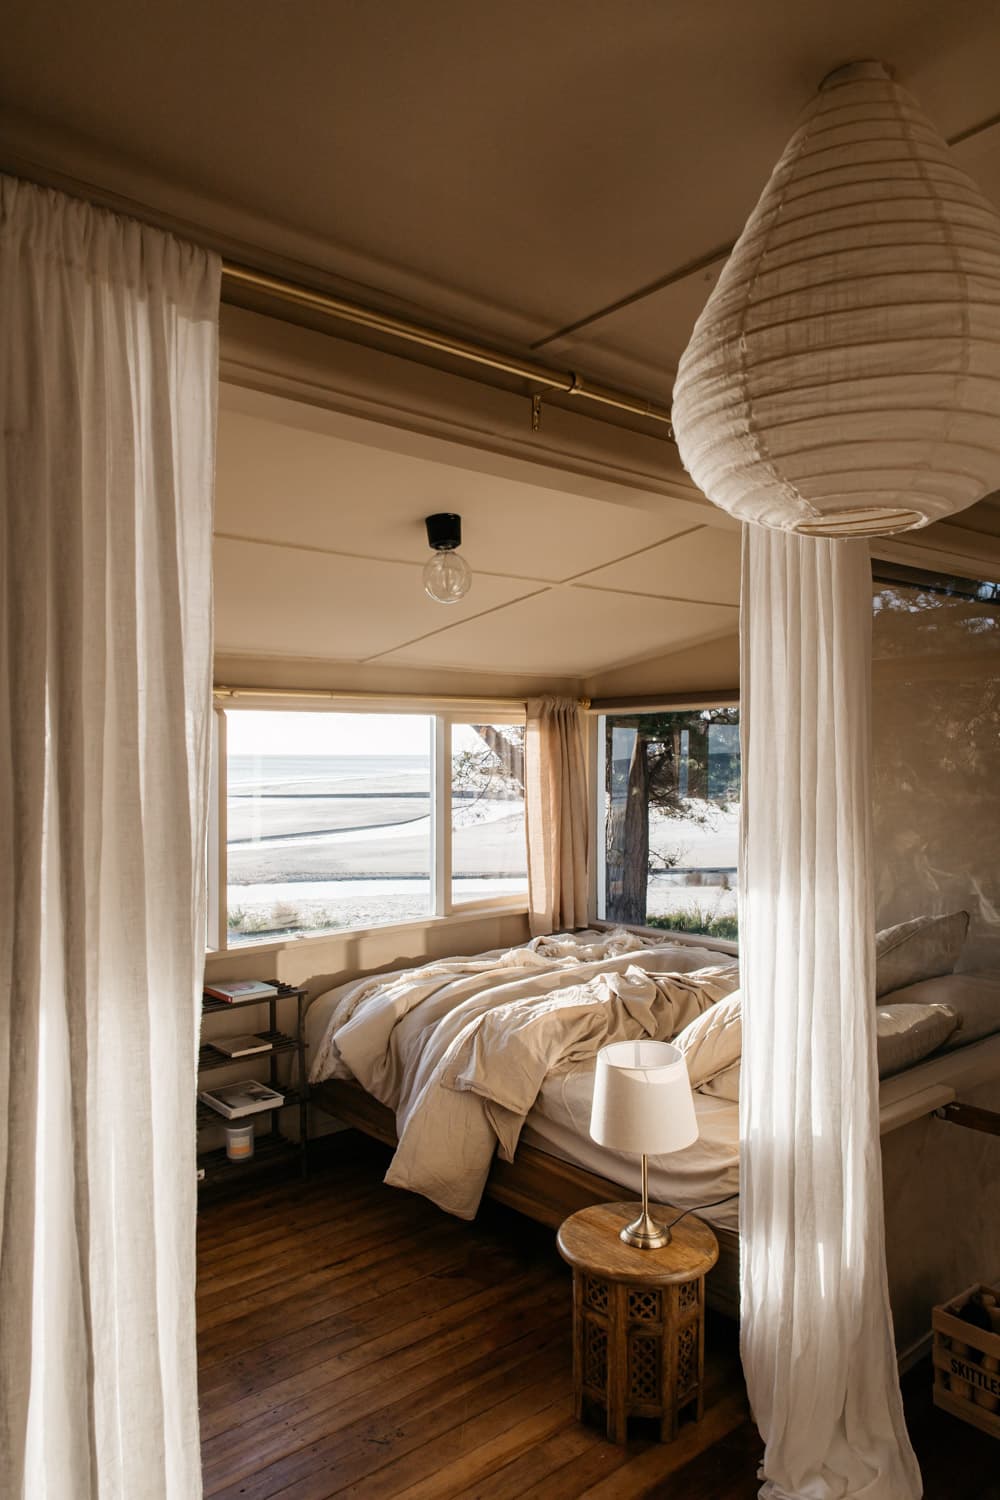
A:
[557, 1201, 719, 1444]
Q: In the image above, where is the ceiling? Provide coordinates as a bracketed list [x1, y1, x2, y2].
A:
[214, 387, 740, 678]
[5, 1, 1000, 683]
[5, 0, 1000, 402]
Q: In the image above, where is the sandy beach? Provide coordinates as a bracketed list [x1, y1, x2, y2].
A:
[225, 754, 738, 943]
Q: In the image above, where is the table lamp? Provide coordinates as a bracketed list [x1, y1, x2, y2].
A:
[590, 1039, 699, 1249]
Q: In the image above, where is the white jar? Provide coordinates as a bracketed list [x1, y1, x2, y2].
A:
[224, 1121, 255, 1161]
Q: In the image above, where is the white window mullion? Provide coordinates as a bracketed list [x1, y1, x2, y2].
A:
[431, 714, 452, 916]
[208, 705, 227, 952]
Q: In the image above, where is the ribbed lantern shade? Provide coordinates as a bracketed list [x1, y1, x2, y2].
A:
[672, 60, 1000, 537]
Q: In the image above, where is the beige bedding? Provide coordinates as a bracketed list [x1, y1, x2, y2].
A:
[305, 929, 1000, 1277]
[307, 929, 739, 1218]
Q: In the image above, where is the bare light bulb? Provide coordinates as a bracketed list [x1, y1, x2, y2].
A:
[423, 547, 471, 604]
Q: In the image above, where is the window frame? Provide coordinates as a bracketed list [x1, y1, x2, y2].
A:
[591, 698, 741, 948]
[206, 701, 528, 956]
[442, 710, 528, 917]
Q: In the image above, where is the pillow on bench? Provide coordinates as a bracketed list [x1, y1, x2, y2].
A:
[696, 999, 961, 1101]
[876, 971, 1000, 1052]
[875, 910, 969, 997]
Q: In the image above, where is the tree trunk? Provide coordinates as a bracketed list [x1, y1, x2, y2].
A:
[606, 733, 650, 925]
[686, 722, 709, 800]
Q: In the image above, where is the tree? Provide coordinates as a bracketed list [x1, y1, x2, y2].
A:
[604, 709, 739, 926]
[451, 725, 525, 825]
[471, 724, 524, 787]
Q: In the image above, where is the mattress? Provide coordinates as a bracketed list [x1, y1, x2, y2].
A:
[523, 1064, 741, 1230]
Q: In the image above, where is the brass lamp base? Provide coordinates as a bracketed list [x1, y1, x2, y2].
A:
[619, 1154, 672, 1249]
[620, 1207, 672, 1251]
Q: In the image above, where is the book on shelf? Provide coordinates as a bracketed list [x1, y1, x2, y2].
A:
[211, 1033, 274, 1058]
[198, 1080, 285, 1120]
[204, 979, 278, 1003]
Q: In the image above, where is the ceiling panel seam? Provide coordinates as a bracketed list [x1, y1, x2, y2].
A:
[212, 527, 719, 585]
[553, 523, 709, 585]
[570, 582, 739, 607]
[213, 529, 557, 583]
[529, 112, 1000, 354]
[358, 585, 554, 663]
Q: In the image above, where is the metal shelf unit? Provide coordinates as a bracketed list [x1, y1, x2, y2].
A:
[197, 982, 309, 1194]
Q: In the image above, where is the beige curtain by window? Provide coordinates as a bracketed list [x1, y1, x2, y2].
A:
[0, 177, 219, 1499]
[524, 697, 588, 936]
[738, 528, 920, 1499]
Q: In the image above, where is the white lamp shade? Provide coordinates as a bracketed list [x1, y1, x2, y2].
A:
[672, 60, 1000, 538]
[590, 1039, 698, 1156]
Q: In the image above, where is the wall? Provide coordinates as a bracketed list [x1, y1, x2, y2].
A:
[214, 651, 580, 702]
[872, 580, 1000, 968]
[204, 905, 530, 996]
[219, 304, 702, 511]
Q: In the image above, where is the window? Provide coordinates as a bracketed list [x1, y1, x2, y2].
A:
[213, 707, 527, 950]
[597, 708, 740, 941]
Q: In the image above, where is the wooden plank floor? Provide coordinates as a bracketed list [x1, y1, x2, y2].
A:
[198, 1136, 998, 1500]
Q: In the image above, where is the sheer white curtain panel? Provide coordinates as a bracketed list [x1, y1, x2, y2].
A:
[0, 175, 219, 1499]
[738, 527, 920, 1499]
[524, 697, 589, 936]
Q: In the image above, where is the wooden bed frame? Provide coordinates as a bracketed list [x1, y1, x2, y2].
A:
[310, 1077, 741, 1319]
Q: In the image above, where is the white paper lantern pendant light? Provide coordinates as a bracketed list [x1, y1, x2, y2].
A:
[672, 60, 1000, 537]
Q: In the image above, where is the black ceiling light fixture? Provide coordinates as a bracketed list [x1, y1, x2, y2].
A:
[423, 512, 471, 604]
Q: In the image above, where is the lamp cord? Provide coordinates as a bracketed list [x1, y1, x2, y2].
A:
[665, 1193, 739, 1230]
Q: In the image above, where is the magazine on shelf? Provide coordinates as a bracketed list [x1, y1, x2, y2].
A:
[204, 979, 279, 1003]
[198, 1080, 285, 1119]
[211, 1034, 273, 1058]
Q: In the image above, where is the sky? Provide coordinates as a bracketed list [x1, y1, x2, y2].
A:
[225, 709, 500, 756]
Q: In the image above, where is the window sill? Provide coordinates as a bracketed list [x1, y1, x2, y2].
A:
[590, 918, 739, 958]
[206, 899, 530, 963]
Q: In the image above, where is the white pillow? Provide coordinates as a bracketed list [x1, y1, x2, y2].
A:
[875, 1001, 960, 1075]
[673, 990, 742, 1088]
[875, 911, 969, 997]
[877, 972, 1000, 1051]
[698, 1061, 741, 1102]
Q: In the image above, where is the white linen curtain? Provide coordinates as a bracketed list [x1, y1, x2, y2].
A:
[0, 176, 219, 1499]
[524, 697, 588, 936]
[738, 528, 920, 1499]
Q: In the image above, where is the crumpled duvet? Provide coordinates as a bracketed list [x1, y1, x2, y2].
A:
[308, 928, 739, 1218]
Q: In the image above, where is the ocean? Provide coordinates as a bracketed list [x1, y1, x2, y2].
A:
[225, 753, 527, 943]
[228, 753, 429, 793]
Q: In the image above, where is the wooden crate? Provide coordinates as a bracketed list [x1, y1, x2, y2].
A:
[932, 1283, 1000, 1439]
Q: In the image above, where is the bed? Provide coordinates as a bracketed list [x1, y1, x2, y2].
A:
[305, 927, 1000, 1366]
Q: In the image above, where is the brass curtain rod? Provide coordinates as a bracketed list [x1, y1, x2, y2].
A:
[214, 684, 739, 713]
[585, 690, 740, 713]
[214, 684, 592, 710]
[220, 263, 674, 437]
